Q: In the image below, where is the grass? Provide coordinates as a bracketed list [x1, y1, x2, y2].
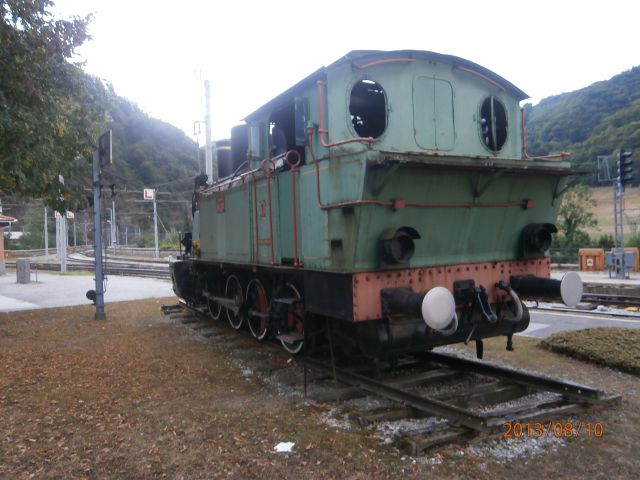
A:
[540, 327, 640, 375]
[587, 186, 640, 237]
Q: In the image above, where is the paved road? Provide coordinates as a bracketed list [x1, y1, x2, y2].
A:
[0, 271, 175, 312]
[519, 309, 640, 338]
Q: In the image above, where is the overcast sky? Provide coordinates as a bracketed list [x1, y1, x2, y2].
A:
[54, 0, 639, 142]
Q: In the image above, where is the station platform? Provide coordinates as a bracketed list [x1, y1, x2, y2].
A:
[551, 269, 640, 286]
[0, 271, 174, 313]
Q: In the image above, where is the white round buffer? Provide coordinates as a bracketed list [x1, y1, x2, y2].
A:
[560, 271, 583, 307]
[421, 286, 457, 330]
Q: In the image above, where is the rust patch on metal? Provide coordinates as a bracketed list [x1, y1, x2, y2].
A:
[216, 195, 225, 213]
[352, 259, 551, 322]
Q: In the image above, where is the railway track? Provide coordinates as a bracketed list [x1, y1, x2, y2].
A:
[162, 301, 620, 455]
[581, 292, 640, 306]
[4, 258, 171, 279]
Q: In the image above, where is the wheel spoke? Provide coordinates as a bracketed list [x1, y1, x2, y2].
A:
[225, 275, 244, 330]
[207, 280, 222, 320]
[279, 282, 304, 354]
[247, 278, 269, 340]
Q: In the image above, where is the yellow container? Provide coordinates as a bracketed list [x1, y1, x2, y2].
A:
[578, 248, 605, 271]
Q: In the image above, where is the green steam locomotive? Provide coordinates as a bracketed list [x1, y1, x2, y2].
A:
[171, 50, 583, 358]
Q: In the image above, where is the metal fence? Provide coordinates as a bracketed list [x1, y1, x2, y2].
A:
[549, 247, 579, 266]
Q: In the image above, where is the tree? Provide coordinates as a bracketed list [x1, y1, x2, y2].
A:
[556, 184, 597, 247]
[0, 0, 108, 212]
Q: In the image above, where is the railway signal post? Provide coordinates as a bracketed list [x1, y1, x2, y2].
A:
[611, 148, 634, 279]
[89, 130, 112, 320]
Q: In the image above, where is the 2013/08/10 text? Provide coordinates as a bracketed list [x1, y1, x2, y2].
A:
[502, 421, 604, 439]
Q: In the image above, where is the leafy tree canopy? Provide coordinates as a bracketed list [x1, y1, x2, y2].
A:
[556, 184, 597, 247]
[0, 0, 108, 212]
[524, 66, 640, 183]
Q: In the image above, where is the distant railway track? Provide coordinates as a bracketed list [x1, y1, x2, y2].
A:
[4, 259, 171, 280]
[581, 292, 640, 307]
[162, 301, 620, 455]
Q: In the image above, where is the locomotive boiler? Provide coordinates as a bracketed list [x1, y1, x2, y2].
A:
[171, 50, 583, 358]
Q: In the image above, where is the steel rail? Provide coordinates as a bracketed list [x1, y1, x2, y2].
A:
[581, 292, 640, 306]
[302, 356, 488, 430]
[419, 352, 616, 403]
[165, 302, 620, 444]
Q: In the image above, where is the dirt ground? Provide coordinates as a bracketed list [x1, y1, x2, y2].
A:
[1, 298, 639, 479]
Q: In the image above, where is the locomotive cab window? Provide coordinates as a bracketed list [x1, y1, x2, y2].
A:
[349, 79, 387, 138]
[479, 96, 507, 152]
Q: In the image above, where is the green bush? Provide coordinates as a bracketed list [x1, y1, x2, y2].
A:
[595, 234, 615, 249]
[626, 234, 640, 248]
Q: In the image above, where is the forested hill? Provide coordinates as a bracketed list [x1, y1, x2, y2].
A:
[523, 66, 640, 177]
[107, 95, 199, 191]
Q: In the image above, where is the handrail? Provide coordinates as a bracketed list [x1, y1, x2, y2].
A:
[283, 150, 302, 267]
[521, 108, 570, 160]
[454, 64, 507, 92]
[316, 80, 374, 148]
[353, 57, 416, 69]
[260, 158, 276, 265]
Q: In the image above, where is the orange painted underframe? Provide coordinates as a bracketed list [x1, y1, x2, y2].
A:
[352, 258, 551, 322]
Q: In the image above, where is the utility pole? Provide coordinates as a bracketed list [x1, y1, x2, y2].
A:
[111, 200, 116, 254]
[60, 213, 67, 273]
[89, 130, 112, 320]
[153, 193, 159, 259]
[44, 207, 49, 256]
[204, 79, 216, 184]
[55, 211, 60, 261]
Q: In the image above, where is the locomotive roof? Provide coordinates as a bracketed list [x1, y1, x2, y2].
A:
[244, 50, 529, 121]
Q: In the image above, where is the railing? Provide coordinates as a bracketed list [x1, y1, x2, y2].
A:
[549, 247, 579, 266]
[5, 246, 179, 260]
[4, 246, 86, 258]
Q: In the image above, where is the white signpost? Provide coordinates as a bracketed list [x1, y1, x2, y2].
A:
[144, 188, 159, 259]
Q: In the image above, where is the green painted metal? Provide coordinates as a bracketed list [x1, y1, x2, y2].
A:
[196, 51, 574, 274]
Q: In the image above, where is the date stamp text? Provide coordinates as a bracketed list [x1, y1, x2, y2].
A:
[502, 421, 604, 439]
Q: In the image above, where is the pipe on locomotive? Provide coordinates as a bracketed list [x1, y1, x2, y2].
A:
[381, 287, 458, 335]
[510, 272, 583, 307]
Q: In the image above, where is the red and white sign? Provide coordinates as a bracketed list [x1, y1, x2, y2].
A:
[143, 188, 155, 200]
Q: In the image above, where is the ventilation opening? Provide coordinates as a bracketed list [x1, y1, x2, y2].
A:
[479, 96, 507, 151]
[349, 79, 387, 138]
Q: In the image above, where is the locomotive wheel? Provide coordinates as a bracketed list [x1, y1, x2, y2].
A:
[207, 295, 222, 320]
[246, 278, 269, 340]
[206, 280, 222, 320]
[224, 274, 244, 330]
[279, 282, 304, 354]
